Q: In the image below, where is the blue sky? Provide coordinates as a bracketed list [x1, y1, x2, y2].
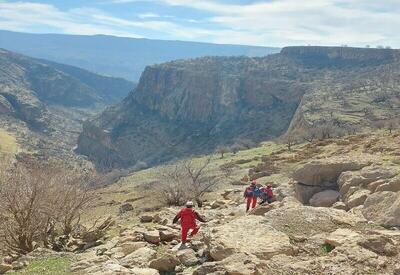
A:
[0, 0, 399, 47]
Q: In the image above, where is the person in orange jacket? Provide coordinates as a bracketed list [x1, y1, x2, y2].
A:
[173, 201, 206, 243]
[244, 180, 260, 212]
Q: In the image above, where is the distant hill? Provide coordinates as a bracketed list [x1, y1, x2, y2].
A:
[77, 46, 400, 170]
[0, 48, 135, 160]
[0, 30, 280, 81]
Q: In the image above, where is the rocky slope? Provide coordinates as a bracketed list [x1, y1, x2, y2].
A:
[78, 46, 400, 170]
[0, 30, 279, 81]
[6, 130, 400, 274]
[0, 48, 135, 160]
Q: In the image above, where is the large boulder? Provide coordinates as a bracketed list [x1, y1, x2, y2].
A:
[204, 215, 294, 261]
[120, 247, 157, 268]
[309, 190, 340, 207]
[362, 191, 400, 227]
[149, 254, 179, 272]
[176, 248, 199, 267]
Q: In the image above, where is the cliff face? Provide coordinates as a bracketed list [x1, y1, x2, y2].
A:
[78, 46, 400, 170]
[0, 49, 135, 159]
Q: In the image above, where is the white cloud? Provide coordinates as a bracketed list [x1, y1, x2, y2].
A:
[0, 1, 399, 47]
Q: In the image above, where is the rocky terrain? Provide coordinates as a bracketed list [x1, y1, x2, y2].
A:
[4, 129, 400, 274]
[0, 48, 135, 161]
[78, 46, 400, 170]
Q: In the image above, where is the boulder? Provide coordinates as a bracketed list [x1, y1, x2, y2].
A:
[309, 190, 340, 207]
[0, 263, 13, 274]
[143, 231, 161, 244]
[131, 267, 160, 275]
[325, 228, 361, 247]
[357, 234, 398, 256]
[120, 247, 156, 268]
[205, 215, 294, 261]
[140, 215, 154, 223]
[159, 230, 178, 242]
[345, 189, 370, 209]
[360, 166, 397, 180]
[375, 177, 400, 192]
[118, 241, 147, 256]
[119, 203, 134, 214]
[149, 254, 179, 272]
[176, 248, 198, 267]
[362, 191, 400, 227]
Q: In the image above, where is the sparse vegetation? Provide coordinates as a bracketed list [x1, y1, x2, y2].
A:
[0, 161, 94, 254]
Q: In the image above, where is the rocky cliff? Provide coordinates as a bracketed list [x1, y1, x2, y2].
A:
[0, 49, 135, 160]
[77, 46, 400, 170]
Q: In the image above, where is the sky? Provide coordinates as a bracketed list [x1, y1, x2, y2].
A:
[0, 0, 399, 48]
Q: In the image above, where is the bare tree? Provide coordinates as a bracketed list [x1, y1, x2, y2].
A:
[157, 157, 219, 207]
[282, 132, 298, 151]
[216, 146, 229, 159]
[386, 119, 398, 134]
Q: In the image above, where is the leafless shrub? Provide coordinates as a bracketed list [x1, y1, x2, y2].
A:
[0, 161, 95, 254]
[157, 157, 219, 207]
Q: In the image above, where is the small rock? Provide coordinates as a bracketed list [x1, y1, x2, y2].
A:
[119, 203, 134, 214]
[131, 267, 160, 275]
[143, 231, 161, 244]
[332, 201, 347, 210]
[140, 215, 154, 223]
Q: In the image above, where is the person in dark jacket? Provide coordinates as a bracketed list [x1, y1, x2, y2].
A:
[173, 201, 206, 243]
[244, 180, 260, 212]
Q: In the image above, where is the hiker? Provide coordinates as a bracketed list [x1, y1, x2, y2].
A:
[259, 183, 274, 205]
[244, 180, 260, 212]
[173, 201, 206, 243]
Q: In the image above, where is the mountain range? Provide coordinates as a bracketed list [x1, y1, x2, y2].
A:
[0, 30, 280, 81]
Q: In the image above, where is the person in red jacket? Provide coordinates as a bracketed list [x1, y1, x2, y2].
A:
[260, 183, 274, 205]
[244, 180, 260, 212]
[173, 201, 206, 243]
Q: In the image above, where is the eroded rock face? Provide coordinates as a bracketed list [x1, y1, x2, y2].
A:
[362, 191, 400, 227]
[293, 158, 370, 203]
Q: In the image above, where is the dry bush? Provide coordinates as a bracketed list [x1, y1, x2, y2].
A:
[157, 157, 219, 207]
[0, 161, 94, 254]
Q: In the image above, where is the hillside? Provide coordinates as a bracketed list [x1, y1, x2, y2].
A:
[0, 49, 135, 161]
[77, 46, 400, 170]
[0, 30, 280, 81]
[6, 129, 400, 274]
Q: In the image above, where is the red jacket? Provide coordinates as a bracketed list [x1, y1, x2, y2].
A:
[261, 187, 273, 198]
[173, 208, 205, 228]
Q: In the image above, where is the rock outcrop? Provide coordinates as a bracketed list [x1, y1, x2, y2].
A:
[78, 46, 400, 170]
